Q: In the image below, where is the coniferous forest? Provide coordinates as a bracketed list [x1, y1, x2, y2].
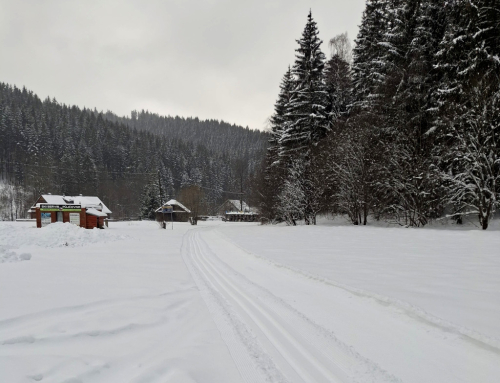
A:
[0, 83, 268, 220]
[261, 2, 500, 230]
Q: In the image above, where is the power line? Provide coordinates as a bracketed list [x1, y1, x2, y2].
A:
[0, 160, 244, 195]
[0, 160, 153, 175]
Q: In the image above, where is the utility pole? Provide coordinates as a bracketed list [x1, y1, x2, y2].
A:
[158, 170, 165, 227]
[240, 177, 243, 212]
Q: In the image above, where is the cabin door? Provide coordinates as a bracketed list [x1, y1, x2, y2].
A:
[57, 211, 63, 222]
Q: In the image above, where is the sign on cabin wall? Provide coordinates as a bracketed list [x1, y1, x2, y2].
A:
[162, 205, 173, 213]
[69, 213, 80, 226]
[41, 212, 51, 227]
[40, 204, 81, 211]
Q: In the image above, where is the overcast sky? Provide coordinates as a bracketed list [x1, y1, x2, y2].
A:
[0, 0, 366, 131]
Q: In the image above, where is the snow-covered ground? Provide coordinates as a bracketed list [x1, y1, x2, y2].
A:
[0, 220, 499, 382]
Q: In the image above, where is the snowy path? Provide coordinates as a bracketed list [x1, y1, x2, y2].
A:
[184, 226, 500, 383]
[182, 229, 393, 383]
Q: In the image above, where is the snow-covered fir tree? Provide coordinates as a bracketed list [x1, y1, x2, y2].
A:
[277, 11, 329, 225]
[261, 67, 294, 220]
[141, 174, 163, 220]
[279, 11, 329, 156]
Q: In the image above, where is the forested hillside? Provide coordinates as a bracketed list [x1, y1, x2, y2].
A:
[263, 3, 499, 229]
[104, 110, 264, 159]
[0, 83, 268, 219]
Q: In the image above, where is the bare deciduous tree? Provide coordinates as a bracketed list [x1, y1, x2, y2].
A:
[329, 32, 352, 63]
[178, 185, 205, 225]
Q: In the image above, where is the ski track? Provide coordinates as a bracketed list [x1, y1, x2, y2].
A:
[182, 228, 399, 383]
[182, 229, 287, 383]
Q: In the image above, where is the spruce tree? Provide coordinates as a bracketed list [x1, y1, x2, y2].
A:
[276, 11, 329, 225]
[279, 11, 328, 156]
[141, 175, 162, 220]
[262, 67, 294, 221]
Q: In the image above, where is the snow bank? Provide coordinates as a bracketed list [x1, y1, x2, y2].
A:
[0, 222, 129, 262]
[0, 246, 31, 263]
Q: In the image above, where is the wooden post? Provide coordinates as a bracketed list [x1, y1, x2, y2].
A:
[80, 208, 86, 228]
[36, 207, 41, 228]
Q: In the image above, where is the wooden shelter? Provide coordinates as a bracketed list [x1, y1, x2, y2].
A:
[155, 199, 191, 222]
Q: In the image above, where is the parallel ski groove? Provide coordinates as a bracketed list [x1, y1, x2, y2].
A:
[186, 228, 399, 383]
[192, 231, 347, 382]
[181, 229, 287, 383]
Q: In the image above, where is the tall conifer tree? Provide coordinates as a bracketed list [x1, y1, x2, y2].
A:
[277, 11, 328, 224]
[262, 67, 294, 221]
[279, 11, 328, 156]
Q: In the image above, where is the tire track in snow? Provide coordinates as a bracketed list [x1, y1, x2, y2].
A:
[184, 228, 399, 383]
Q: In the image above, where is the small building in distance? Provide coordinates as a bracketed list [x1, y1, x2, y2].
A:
[30, 194, 111, 229]
[155, 199, 191, 222]
[218, 199, 259, 222]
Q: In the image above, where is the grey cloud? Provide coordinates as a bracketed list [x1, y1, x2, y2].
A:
[0, 0, 365, 130]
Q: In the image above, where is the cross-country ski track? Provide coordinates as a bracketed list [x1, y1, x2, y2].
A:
[182, 226, 500, 383]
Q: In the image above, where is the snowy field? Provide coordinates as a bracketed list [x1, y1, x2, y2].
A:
[0, 220, 499, 382]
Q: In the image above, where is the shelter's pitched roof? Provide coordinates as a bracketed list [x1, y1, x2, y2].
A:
[86, 208, 108, 217]
[36, 195, 112, 214]
[73, 196, 112, 214]
[227, 199, 250, 212]
[155, 199, 191, 213]
[40, 194, 66, 204]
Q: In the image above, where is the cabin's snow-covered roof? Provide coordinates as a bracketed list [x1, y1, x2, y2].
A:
[40, 195, 66, 204]
[86, 208, 108, 217]
[165, 199, 191, 213]
[228, 199, 250, 212]
[155, 199, 191, 213]
[72, 196, 112, 214]
[37, 195, 112, 214]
